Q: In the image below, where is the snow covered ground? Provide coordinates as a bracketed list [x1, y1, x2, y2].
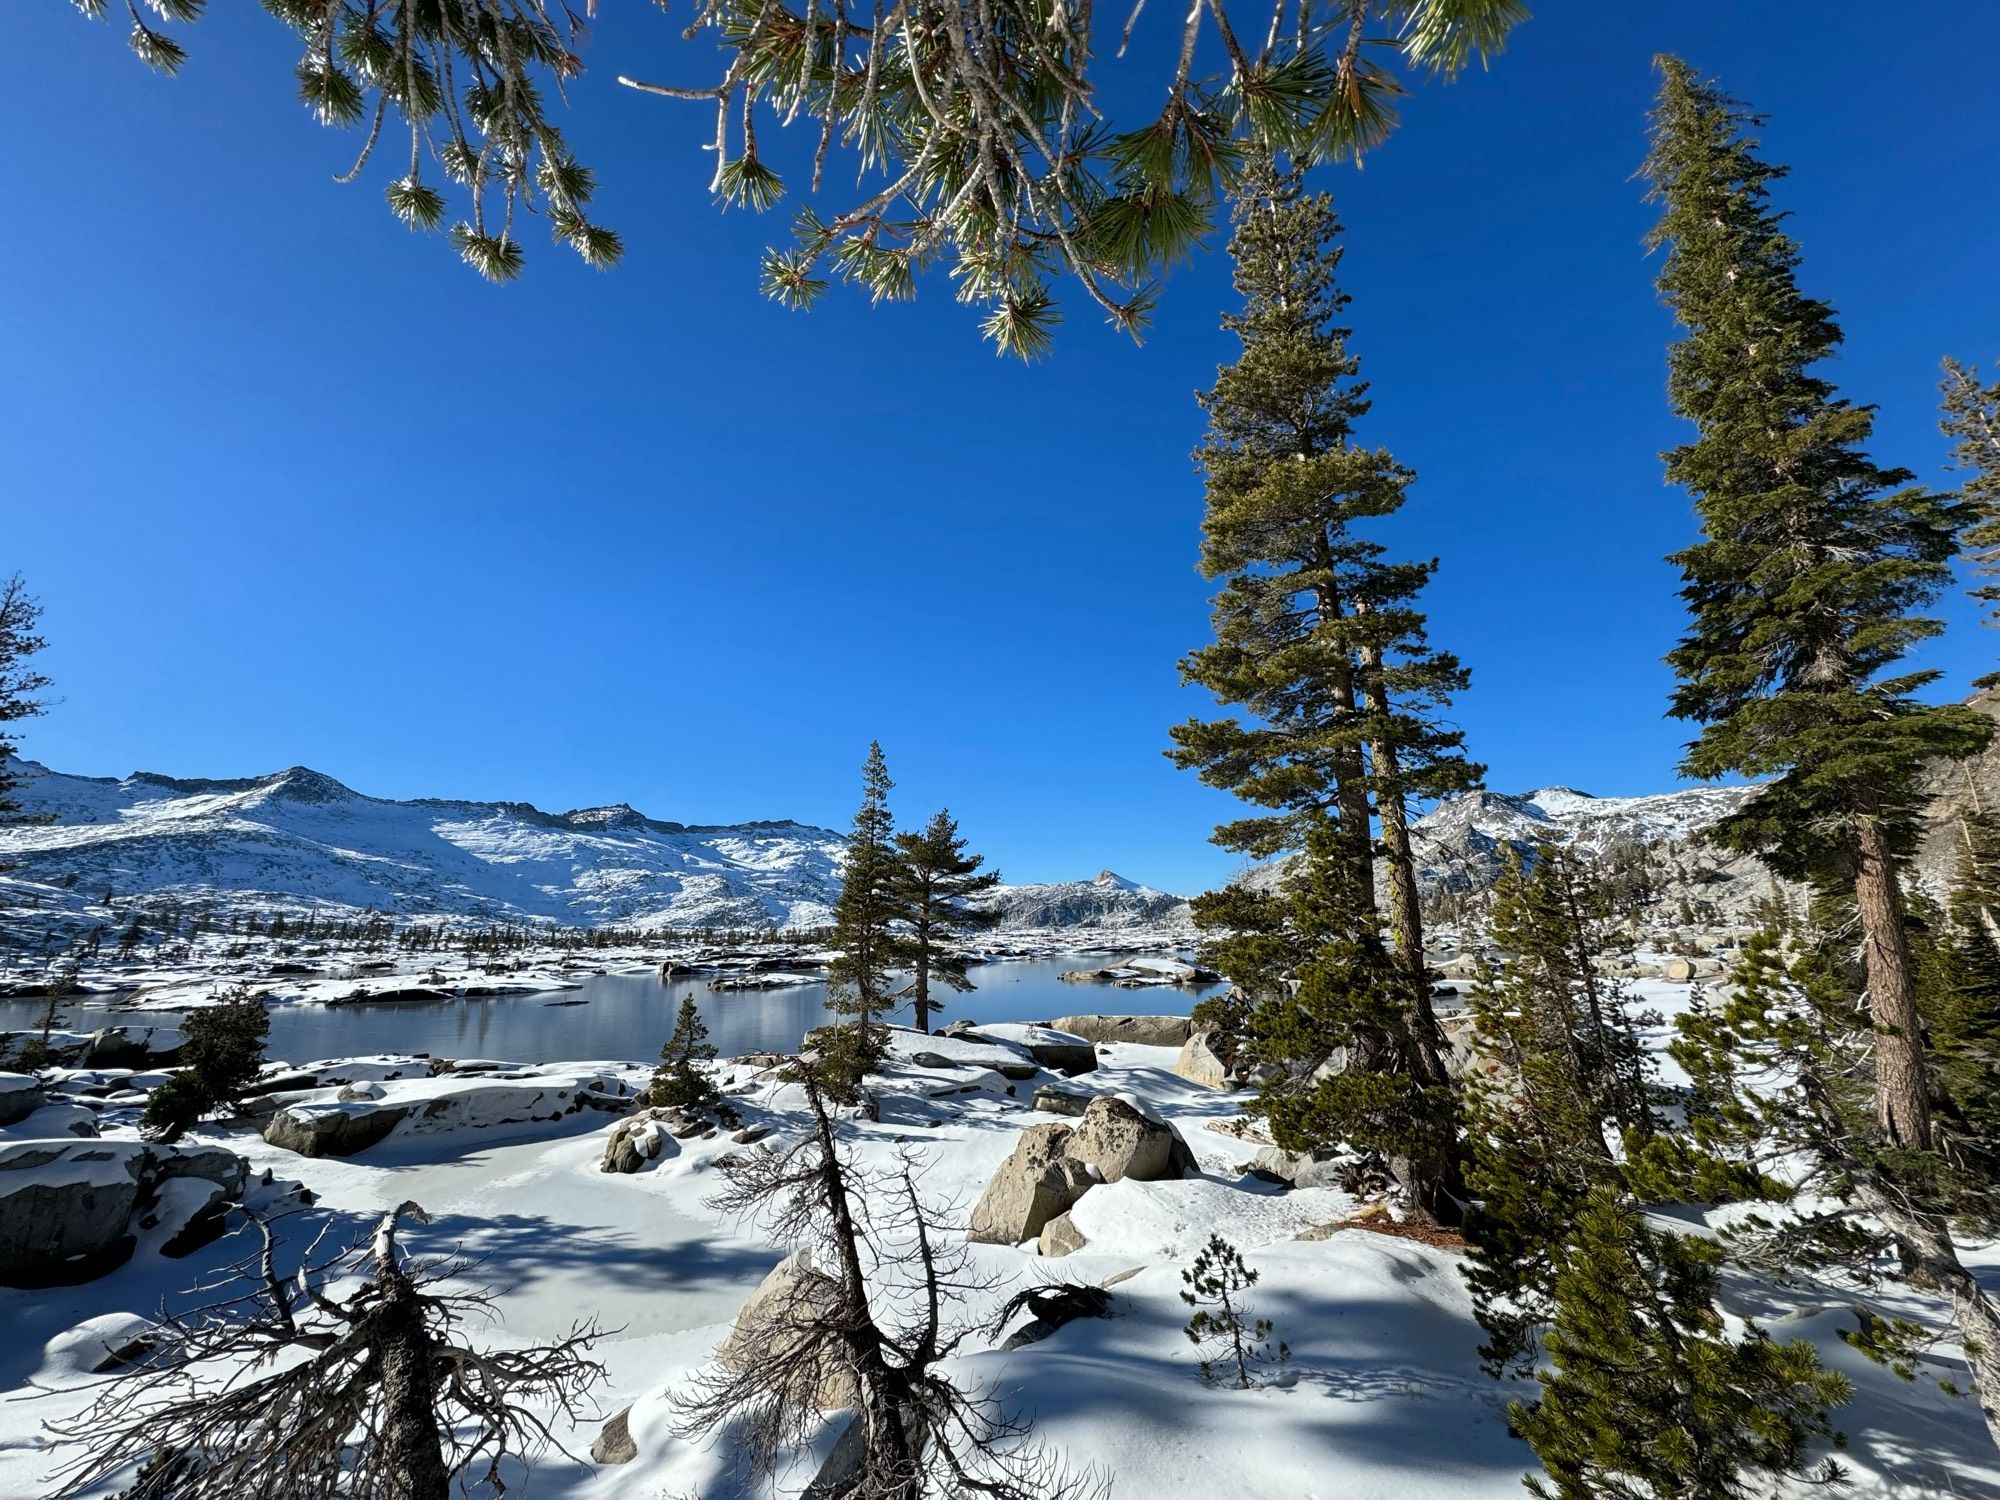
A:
[2, 983, 1995, 1498]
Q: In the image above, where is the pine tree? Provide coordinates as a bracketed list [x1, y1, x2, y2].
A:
[651, 994, 727, 1118]
[141, 986, 271, 1142]
[1169, 150, 1477, 1222]
[1179, 1234, 1287, 1388]
[1463, 844, 1661, 1376]
[1923, 799, 2000, 1186]
[1512, 1189, 1849, 1500]
[69, 1, 1525, 355]
[1645, 55, 1992, 1155]
[1195, 823, 1460, 1218]
[1660, 928, 2000, 1455]
[0, 574, 52, 829]
[891, 809, 1001, 1033]
[1941, 358, 2000, 659]
[819, 742, 907, 1089]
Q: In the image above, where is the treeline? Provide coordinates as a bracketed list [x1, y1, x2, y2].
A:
[1172, 57, 2000, 1496]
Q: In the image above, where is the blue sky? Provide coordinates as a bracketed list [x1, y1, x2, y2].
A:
[6, 2, 1998, 894]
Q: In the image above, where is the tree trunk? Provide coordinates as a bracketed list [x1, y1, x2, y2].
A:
[1853, 1174, 2000, 1457]
[912, 923, 931, 1034]
[1851, 812, 1934, 1151]
[372, 1248, 451, 1500]
[1311, 546, 1377, 910]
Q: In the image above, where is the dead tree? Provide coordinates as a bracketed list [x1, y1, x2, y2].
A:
[46, 1202, 605, 1500]
[680, 1062, 1104, 1499]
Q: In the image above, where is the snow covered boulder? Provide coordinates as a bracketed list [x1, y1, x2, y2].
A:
[1032, 1084, 1093, 1117]
[1052, 1014, 1193, 1048]
[971, 1023, 1099, 1076]
[0, 1073, 45, 1126]
[1037, 1210, 1088, 1257]
[263, 1101, 415, 1158]
[600, 1109, 683, 1174]
[2, 1100, 99, 1141]
[1173, 1031, 1233, 1089]
[0, 1141, 146, 1286]
[77, 1026, 184, 1070]
[0, 1138, 249, 1287]
[967, 1123, 1096, 1245]
[716, 1249, 859, 1410]
[1065, 1095, 1193, 1184]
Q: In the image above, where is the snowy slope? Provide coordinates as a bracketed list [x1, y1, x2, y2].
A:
[0, 761, 1191, 934]
[0, 761, 848, 929]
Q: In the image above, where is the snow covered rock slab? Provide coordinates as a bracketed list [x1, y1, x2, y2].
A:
[974, 1023, 1098, 1076]
[262, 1065, 635, 1159]
[0, 1138, 251, 1288]
[0, 1073, 44, 1126]
[882, 1027, 1039, 1080]
[1051, 1014, 1193, 1048]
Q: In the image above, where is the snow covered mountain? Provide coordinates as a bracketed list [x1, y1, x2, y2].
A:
[0, 761, 1193, 934]
[1407, 784, 1762, 893]
[0, 761, 849, 929]
[976, 870, 1191, 932]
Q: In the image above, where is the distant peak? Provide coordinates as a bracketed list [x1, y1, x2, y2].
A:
[265, 766, 355, 803]
[1093, 870, 1138, 889]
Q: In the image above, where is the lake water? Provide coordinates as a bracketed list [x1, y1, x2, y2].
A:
[0, 957, 1215, 1066]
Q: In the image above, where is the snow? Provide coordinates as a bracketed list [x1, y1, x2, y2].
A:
[0, 758, 1194, 941]
[0, 984, 1994, 1498]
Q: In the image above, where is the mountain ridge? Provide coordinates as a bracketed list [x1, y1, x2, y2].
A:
[0, 759, 1188, 933]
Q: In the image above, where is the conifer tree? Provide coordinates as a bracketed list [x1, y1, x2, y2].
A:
[0, 574, 52, 829]
[1180, 1234, 1288, 1388]
[1194, 823, 1461, 1220]
[891, 809, 1002, 1033]
[1644, 55, 1991, 1155]
[1941, 358, 2000, 655]
[820, 743, 907, 1086]
[1462, 844, 1660, 1376]
[1169, 150, 1476, 1221]
[1661, 929, 2000, 1454]
[651, 994, 727, 1118]
[1512, 1188, 1850, 1500]
[1923, 801, 2000, 1181]
[141, 986, 271, 1142]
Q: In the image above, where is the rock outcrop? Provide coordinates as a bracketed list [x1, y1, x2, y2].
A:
[1051, 1015, 1193, 1048]
[600, 1109, 685, 1173]
[716, 1249, 859, 1409]
[969, 1101, 1196, 1245]
[0, 1138, 249, 1288]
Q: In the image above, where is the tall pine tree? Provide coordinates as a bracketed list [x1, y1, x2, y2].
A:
[1645, 55, 1991, 1155]
[821, 743, 907, 1084]
[1168, 149, 1477, 1222]
[1941, 358, 2000, 657]
[891, 810, 1001, 1034]
[0, 574, 52, 828]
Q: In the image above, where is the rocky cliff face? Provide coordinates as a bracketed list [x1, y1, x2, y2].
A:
[1407, 690, 2000, 924]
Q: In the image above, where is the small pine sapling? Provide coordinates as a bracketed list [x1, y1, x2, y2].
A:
[1180, 1234, 1288, 1388]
